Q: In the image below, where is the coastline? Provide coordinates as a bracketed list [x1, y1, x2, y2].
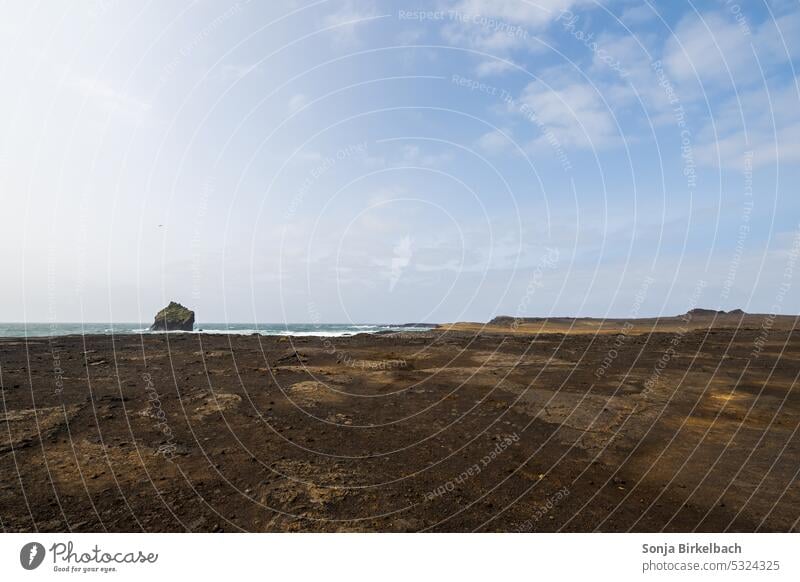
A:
[0, 322, 439, 339]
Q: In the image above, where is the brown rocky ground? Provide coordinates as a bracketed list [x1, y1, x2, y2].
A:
[1, 315, 798, 532]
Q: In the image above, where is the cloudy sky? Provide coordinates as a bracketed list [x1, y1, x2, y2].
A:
[1, 0, 799, 323]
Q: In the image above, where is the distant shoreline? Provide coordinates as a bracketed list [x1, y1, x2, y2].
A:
[2, 312, 798, 339]
[440, 311, 800, 335]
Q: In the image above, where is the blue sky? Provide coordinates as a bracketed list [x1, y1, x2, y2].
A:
[1, 0, 799, 323]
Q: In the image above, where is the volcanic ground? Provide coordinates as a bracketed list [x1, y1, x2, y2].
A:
[1, 314, 798, 532]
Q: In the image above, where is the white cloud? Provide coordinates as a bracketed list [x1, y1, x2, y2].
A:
[663, 10, 800, 90]
[754, 10, 800, 61]
[571, 9, 800, 168]
[695, 76, 800, 168]
[575, 31, 686, 131]
[446, 0, 581, 29]
[476, 128, 515, 155]
[322, 1, 384, 46]
[475, 58, 518, 77]
[67, 74, 150, 121]
[518, 69, 619, 150]
[439, 0, 580, 67]
[441, 21, 527, 53]
[619, 3, 657, 25]
[663, 12, 755, 87]
[214, 63, 259, 82]
[399, 144, 455, 167]
[288, 93, 309, 114]
[389, 236, 413, 291]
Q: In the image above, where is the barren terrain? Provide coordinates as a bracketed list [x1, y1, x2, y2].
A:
[1, 314, 798, 532]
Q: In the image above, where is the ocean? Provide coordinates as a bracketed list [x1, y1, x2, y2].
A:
[0, 322, 435, 338]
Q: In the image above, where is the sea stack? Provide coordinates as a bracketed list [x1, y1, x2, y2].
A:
[150, 301, 195, 332]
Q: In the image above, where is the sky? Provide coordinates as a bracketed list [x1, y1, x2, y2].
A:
[1, 0, 799, 324]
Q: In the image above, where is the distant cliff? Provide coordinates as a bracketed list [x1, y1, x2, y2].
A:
[489, 308, 747, 326]
[687, 308, 745, 316]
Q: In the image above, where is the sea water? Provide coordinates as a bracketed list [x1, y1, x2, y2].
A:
[0, 322, 435, 338]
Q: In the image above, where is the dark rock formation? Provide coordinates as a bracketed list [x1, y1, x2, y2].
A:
[687, 308, 747, 317]
[488, 316, 517, 326]
[687, 308, 724, 316]
[150, 301, 195, 332]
